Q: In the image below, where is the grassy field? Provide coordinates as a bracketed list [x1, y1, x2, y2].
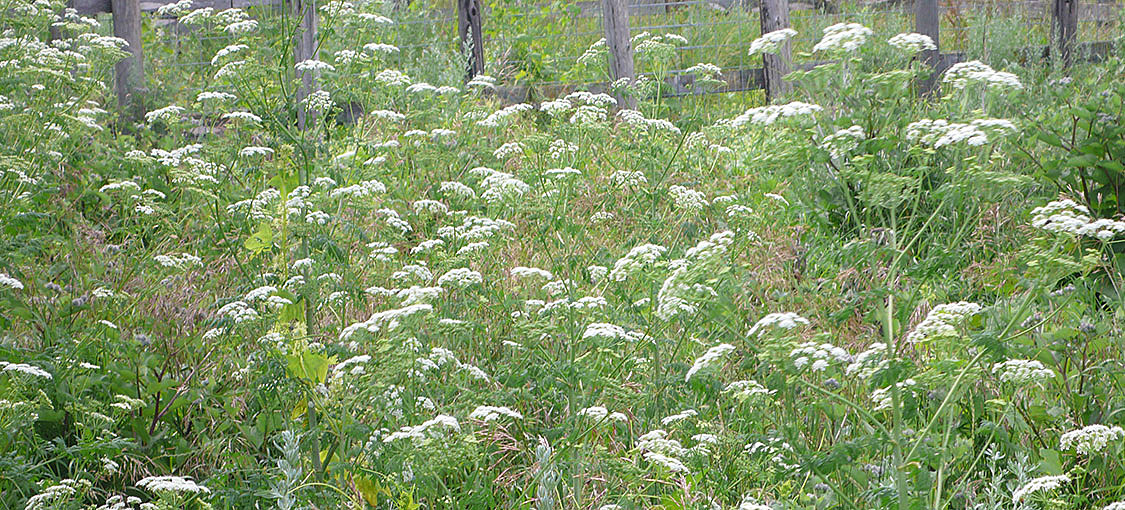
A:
[3, 0, 1125, 509]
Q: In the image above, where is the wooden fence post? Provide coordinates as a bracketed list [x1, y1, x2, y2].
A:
[294, 0, 318, 130]
[602, 0, 636, 109]
[759, 0, 792, 100]
[457, 0, 484, 80]
[112, 0, 144, 121]
[1052, 0, 1078, 67]
[915, 0, 940, 94]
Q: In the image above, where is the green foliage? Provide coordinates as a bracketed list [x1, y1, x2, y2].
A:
[2, 1, 1125, 510]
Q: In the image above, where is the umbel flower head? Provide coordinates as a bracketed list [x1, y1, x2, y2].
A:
[813, 23, 873, 53]
[1012, 474, 1069, 503]
[685, 343, 736, 381]
[992, 359, 1056, 386]
[136, 475, 211, 495]
[748, 312, 809, 337]
[1059, 424, 1125, 455]
[942, 60, 1023, 90]
[903, 301, 981, 344]
[733, 102, 822, 127]
[1030, 199, 1125, 241]
[748, 28, 797, 57]
[887, 32, 936, 53]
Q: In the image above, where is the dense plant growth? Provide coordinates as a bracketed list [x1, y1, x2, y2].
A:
[2, 0, 1125, 508]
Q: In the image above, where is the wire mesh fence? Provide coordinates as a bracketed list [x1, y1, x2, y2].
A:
[96, 0, 1124, 106]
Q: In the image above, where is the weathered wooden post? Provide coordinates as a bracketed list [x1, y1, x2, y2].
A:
[1052, 0, 1078, 67]
[601, 0, 636, 109]
[293, 0, 318, 130]
[457, 0, 484, 80]
[759, 0, 792, 100]
[915, 0, 940, 94]
[112, 0, 144, 121]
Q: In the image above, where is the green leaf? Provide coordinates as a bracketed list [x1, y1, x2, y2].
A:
[244, 222, 274, 254]
[268, 170, 299, 197]
[279, 297, 304, 324]
[1037, 131, 1064, 148]
[1097, 160, 1125, 173]
[1039, 448, 1064, 475]
[285, 348, 335, 385]
[1065, 154, 1099, 168]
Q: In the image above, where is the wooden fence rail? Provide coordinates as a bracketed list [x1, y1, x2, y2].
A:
[76, 0, 1113, 119]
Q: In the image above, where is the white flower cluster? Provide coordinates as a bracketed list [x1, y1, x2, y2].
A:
[334, 355, 371, 377]
[747, 312, 809, 337]
[137, 475, 211, 495]
[661, 408, 698, 425]
[813, 23, 874, 52]
[295, 59, 334, 73]
[1030, 199, 1125, 241]
[437, 268, 483, 289]
[616, 109, 681, 136]
[582, 322, 626, 340]
[790, 341, 852, 371]
[374, 68, 412, 87]
[0, 361, 52, 379]
[340, 303, 433, 340]
[1059, 424, 1125, 455]
[479, 170, 530, 204]
[943, 60, 1023, 90]
[26, 479, 92, 510]
[609, 243, 667, 282]
[383, 414, 461, 443]
[845, 342, 888, 379]
[478, 103, 534, 127]
[0, 272, 24, 290]
[565, 91, 618, 107]
[738, 501, 773, 510]
[217, 300, 259, 323]
[733, 102, 822, 127]
[492, 142, 524, 160]
[95, 493, 146, 510]
[145, 104, 184, 123]
[439, 181, 477, 200]
[612, 170, 648, 187]
[512, 266, 553, 280]
[438, 215, 515, 241]
[638, 429, 689, 472]
[685, 343, 736, 381]
[745, 437, 799, 471]
[578, 405, 628, 423]
[570, 105, 608, 125]
[669, 185, 708, 212]
[748, 28, 797, 56]
[302, 90, 334, 112]
[1012, 474, 1069, 503]
[644, 451, 689, 473]
[992, 359, 1056, 385]
[639, 427, 679, 454]
[820, 125, 865, 158]
[887, 32, 936, 53]
[723, 380, 776, 401]
[904, 301, 982, 344]
[906, 118, 1016, 147]
[548, 139, 578, 159]
[396, 286, 445, 306]
[469, 405, 523, 422]
[686, 62, 722, 80]
[870, 379, 917, 411]
[655, 230, 734, 320]
[466, 74, 497, 90]
[154, 252, 202, 270]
